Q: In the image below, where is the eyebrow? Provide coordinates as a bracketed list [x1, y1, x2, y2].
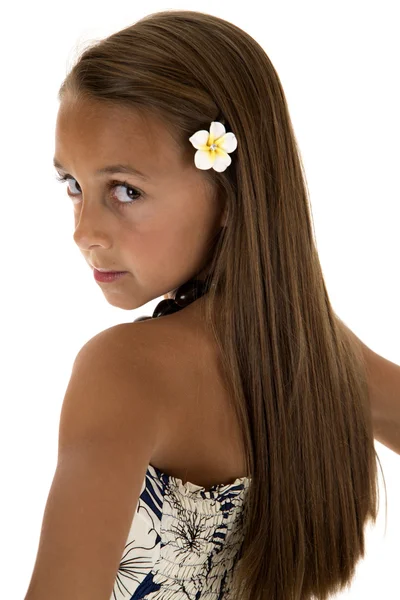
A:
[53, 158, 151, 182]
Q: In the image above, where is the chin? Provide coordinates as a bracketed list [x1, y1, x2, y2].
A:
[103, 297, 144, 311]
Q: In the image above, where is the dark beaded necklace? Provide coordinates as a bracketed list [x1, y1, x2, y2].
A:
[133, 277, 211, 322]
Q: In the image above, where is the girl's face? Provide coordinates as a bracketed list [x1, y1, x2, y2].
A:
[53, 95, 226, 311]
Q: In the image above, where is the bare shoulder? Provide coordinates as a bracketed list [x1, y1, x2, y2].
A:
[79, 319, 174, 370]
[91, 314, 194, 401]
[93, 299, 219, 409]
[114, 302, 213, 373]
[74, 321, 173, 415]
[109, 308, 214, 416]
[58, 322, 167, 467]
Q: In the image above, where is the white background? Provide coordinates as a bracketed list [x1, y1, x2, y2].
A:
[1, 1, 399, 598]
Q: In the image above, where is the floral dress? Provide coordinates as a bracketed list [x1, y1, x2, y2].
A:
[110, 463, 251, 599]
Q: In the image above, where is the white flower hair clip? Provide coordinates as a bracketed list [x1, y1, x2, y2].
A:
[188, 121, 238, 172]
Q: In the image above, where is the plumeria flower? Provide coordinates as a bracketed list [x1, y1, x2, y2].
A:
[188, 121, 238, 172]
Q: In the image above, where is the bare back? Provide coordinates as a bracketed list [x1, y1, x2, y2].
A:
[128, 298, 248, 491]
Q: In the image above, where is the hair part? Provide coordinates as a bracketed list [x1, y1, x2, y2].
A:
[59, 10, 386, 599]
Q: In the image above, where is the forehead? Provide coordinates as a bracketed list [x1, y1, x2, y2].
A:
[54, 96, 185, 177]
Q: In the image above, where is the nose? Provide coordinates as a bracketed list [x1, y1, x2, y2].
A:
[72, 200, 112, 250]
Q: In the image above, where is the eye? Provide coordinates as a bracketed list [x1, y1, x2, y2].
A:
[54, 174, 143, 208]
[55, 175, 81, 198]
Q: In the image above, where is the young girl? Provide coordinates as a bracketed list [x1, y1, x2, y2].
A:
[24, 10, 399, 600]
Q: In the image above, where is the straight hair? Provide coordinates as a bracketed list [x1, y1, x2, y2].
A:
[58, 10, 386, 599]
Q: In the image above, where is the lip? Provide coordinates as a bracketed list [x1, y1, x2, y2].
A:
[93, 269, 127, 283]
[92, 265, 126, 273]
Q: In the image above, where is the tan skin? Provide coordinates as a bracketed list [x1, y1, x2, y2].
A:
[54, 95, 226, 312]
[54, 95, 400, 456]
[340, 323, 400, 455]
[23, 91, 398, 600]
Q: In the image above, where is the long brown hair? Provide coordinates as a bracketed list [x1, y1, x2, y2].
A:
[58, 10, 386, 599]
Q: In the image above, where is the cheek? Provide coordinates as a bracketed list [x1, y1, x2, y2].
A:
[157, 221, 215, 279]
[126, 204, 219, 282]
[123, 228, 178, 271]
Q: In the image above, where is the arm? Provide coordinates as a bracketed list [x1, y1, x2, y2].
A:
[339, 319, 400, 455]
[23, 326, 163, 600]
